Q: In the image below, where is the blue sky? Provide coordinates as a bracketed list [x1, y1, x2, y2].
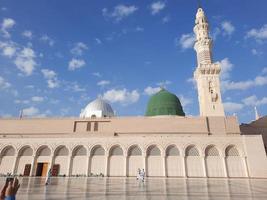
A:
[0, 0, 267, 123]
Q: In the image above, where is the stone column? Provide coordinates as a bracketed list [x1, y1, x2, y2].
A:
[222, 156, 228, 178]
[142, 156, 147, 176]
[12, 153, 19, 175]
[104, 153, 109, 177]
[202, 156, 207, 177]
[49, 155, 55, 171]
[29, 154, 37, 176]
[124, 155, 128, 177]
[162, 155, 166, 177]
[182, 155, 187, 177]
[67, 155, 73, 176]
[86, 156, 91, 177]
[243, 156, 249, 177]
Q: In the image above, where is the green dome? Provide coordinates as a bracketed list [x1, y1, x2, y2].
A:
[145, 89, 185, 116]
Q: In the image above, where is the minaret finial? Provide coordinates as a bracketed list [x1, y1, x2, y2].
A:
[197, 0, 202, 8]
[254, 106, 260, 120]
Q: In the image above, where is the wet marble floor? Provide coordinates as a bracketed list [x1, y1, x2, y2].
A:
[1, 177, 267, 200]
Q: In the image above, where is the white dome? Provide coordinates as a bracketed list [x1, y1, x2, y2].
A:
[80, 98, 114, 118]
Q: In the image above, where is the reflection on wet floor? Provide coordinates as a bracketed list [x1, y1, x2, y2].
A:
[1, 177, 267, 200]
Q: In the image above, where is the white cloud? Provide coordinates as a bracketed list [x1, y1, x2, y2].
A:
[65, 82, 86, 92]
[135, 26, 144, 32]
[103, 88, 140, 105]
[22, 106, 39, 116]
[97, 80, 110, 86]
[144, 86, 161, 96]
[31, 96, 44, 102]
[1, 18, 15, 38]
[70, 42, 88, 56]
[162, 16, 170, 24]
[41, 69, 59, 88]
[156, 80, 171, 87]
[0, 76, 11, 89]
[262, 67, 267, 74]
[95, 38, 102, 45]
[221, 75, 267, 91]
[221, 21, 235, 36]
[217, 58, 233, 80]
[22, 30, 33, 39]
[246, 24, 267, 42]
[68, 58, 86, 70]
[251, 49, 262, 56]
[0, 41, 16, 57]
[102, 4, 138, 22]
[14, 47, 36, 76]
[223, 102, 244, 113]
[179, 95, 192, 107]
[14, 99, 30, 104]
[177, 33, 195, 49]
[150, 1, 166, 15]
[92, 72, 102, 77]
[242, 95, 267, 106]
[40, 35, 54, 46]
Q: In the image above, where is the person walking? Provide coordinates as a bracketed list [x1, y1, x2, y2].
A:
[136, 168, 141, 180]
[45, 169, 52, 185]
[140, 169, 145, 182]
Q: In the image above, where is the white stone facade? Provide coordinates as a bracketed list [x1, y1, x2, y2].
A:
[0, 135, 266, 178]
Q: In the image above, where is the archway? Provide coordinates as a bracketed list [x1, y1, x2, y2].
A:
[17, 146, 33, 176]
[225, 145, 246, 177]
[108, 145, 124, 176]
[0, 146, 16, 174]
[90, 145, 105, 176]
[127, 145, 142, 176]
[72, 146, 87, 176]
[147, 145, 163, 176]
[185, 145, 204, 177]
[35, 146, 51, 176]
[205, 145, 224, 177]
[54, 146, 69, 176]
[166, 145, 183, 177]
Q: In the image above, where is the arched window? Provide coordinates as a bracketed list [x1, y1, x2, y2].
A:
[128, 146, 142, 156]
[166, 145, 180, 156]
[185, 146, 199, 156]
[19, 146, 33, 156]
[91, 146, 105, 156]
[147, 145, 161, 156]
[1, 146, 15, 156]
[110, 146, 123, 156]
[37, 146, 51, 156]
[55, 146, 69, 156]
[73, 146, 87, 156]
[205, 146, 219, 156]
[226, 146, 239, 156]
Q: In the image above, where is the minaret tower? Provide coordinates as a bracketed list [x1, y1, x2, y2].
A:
[193, 7, 225, 116]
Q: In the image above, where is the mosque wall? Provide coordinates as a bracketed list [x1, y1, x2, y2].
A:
[0, 116, 240, 136]
[0, 135, 266, 178]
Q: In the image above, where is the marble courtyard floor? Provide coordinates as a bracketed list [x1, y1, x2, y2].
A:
[1, 177, 267, 200]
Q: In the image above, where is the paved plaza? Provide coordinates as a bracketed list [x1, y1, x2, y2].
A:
[1, 177, 267, 200]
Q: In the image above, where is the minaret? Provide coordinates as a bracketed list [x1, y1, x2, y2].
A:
[254, 107, 260, 120]
[193, 7, 225, 116]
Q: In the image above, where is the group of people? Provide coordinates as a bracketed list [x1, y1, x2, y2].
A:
[137, 168, 145, 182]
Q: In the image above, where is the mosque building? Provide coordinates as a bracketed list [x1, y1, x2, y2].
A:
[0, 7, 267, 178]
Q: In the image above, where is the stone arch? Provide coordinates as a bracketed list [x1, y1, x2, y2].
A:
[53, 145, 69, 176]
[185, 145, 200, 156]
[165, 145, 183, 177]
[225, 145, 246, 177]
[145, 143, 163, 156]
[127, 145, 143, 177]
[185, 145, 204, 177]
[166, 145, 180, 156]
[225, 145, 240, 156]
[16, 146, 34, 176]
[72, 145, 88, 176]
[36, 145, 52, 156]
[108, 145, 124, 176]
[90, 145, 105, 176]
[0, 145, 16, 174]
[127, 145, 142, 156]
[205, 145, 224, 177]
[205, 145, 220, 156]
[0, 145, 16, 156]
[146, 145, 163, 176]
